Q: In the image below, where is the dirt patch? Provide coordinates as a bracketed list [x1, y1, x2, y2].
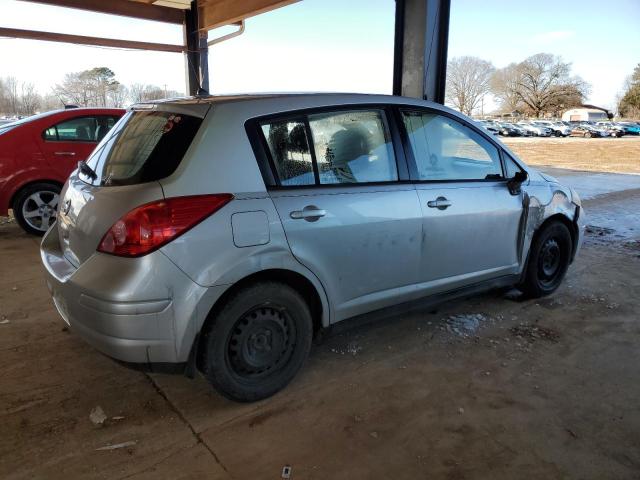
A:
[503, 137, 640, 174]
[510, 324, 560, 342]
[2, 210, 640, 478]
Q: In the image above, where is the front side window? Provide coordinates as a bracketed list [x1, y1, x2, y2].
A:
[259, 109, 398, 187]
[504, 153, 523, 178]
[402, 111, 503, 181]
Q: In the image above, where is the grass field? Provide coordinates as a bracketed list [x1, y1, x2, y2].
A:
[503, 136, 640, 174]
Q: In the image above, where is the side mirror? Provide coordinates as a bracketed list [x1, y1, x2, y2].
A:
[507, 170, 528, 195]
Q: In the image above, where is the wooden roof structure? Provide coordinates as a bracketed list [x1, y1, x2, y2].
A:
[0, 0, 299, 53]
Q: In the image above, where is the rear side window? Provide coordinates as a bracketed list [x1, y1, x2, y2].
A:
[259, 109, 398, 187]
[260, 119, 314, 186]
[84, 111, 202, 186]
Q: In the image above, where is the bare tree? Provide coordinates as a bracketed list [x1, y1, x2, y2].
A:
[129, 83, 181, 103]
[4, 77, 20, 116]
[19, 82, 40, 115]
[618, 64, 640, 118]
[53, 67, 120, 107]
[493, 53, 589, 118]
[40, 93, 64, 112]
[109, 84, 129, 108]
[490, 63, 524, 113]
[445, 56, 495, 115]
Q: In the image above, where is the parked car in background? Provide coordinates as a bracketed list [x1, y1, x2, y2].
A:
[517, 122, 552, 137]
[617, 122, 640, 135]
[583, 123, 611, 137]
[595, 122, 625, 137]
[494, 123, 521, 137]
[474, 120, 500, 135]
[531, 120, 571, 137]
[41, 94, 584, 402]
[569, 125, 602, 138]
[503, 123, 532, 137]
[0, 107, 125, 234]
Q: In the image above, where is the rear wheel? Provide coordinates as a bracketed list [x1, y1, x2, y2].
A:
[519, 221, 572, 298]
[12, 182, 61, 236]
[201, 282, 313, 402]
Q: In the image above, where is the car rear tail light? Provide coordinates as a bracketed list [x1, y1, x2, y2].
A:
[97, 194, 233, 257]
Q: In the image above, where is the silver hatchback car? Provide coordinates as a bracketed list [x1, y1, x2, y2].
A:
[41, 94, 584, 401]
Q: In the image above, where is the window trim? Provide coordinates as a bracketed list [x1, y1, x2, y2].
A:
[41, 115, 118, 143]
[395, 106, 510, 184]
[245, 104, 411, 190]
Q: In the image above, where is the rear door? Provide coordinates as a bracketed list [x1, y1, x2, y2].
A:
[400, 109, 523, 291]
[256, 107, 423, 321]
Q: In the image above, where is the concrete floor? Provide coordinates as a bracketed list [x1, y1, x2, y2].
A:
[1, 169, 640, 479]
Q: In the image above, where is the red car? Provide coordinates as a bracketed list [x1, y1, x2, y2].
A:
[0, 107, 125, 234]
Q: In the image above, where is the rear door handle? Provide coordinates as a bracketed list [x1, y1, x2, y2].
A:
[54, 151, 76, 156]
[290, 205, 326, 222]
[427, 197, 452, 210]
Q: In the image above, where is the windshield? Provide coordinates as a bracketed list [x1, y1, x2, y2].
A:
[82, 109, 203, 186]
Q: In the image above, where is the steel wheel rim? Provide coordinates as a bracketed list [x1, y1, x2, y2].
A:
[227, 305, 296, 380]
[538, 237, 562, 286]
[21, 190, 59, 231]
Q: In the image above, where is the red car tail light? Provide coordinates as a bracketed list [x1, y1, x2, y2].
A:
[98, 194, 233, 257]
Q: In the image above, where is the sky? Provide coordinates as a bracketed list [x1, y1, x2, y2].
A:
[0, 0, 638, 112]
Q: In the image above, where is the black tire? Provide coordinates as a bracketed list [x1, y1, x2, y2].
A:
[519, 221, 573, 298]
[12, 182, 61, 236]
[554, 130, 562, 137]
[201, 282, 313, 402]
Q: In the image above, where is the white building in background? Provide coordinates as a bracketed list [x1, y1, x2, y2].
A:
[562, 108, 609, 122]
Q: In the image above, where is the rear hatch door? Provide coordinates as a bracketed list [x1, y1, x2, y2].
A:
[57, 102, 210, 266]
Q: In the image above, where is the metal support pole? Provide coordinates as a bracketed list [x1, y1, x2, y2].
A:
[184, 0, 209, 95]
[393, 0, 450, 103]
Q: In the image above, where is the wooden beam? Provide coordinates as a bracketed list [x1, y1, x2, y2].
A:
[19, 0, 185, 25]
[0, 27, 185, 52]
[198, 0, 298, 30]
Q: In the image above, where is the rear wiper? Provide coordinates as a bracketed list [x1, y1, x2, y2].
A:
[78, 160, 97, 181]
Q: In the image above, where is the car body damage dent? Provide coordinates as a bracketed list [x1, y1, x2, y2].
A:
[519, 182, 577, 274]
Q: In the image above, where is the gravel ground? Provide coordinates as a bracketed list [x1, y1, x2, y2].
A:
[1, 139, 640, 479]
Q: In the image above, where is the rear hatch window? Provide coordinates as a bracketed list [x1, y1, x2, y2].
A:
[81, 110, 203, 186]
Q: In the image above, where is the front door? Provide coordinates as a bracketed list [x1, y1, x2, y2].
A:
[400, 109, 523, 291]
[40, 115, 116, 176]
[259, 108, 423, 322]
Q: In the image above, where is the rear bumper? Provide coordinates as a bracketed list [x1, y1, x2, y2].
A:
[41, 226, 225, 364]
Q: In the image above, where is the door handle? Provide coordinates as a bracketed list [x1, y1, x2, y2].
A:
[290, 205, 326, 222]
[54, 151, 76, 156]
[427, 197, 452, 210]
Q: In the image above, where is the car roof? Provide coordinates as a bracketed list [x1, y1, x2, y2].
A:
[134, 92, 453, 112]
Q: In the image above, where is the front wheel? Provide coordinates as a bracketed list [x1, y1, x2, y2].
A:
[12, 182, 61, 236]
[519, 221, 573, 298]
[201, 282, 313, 402]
